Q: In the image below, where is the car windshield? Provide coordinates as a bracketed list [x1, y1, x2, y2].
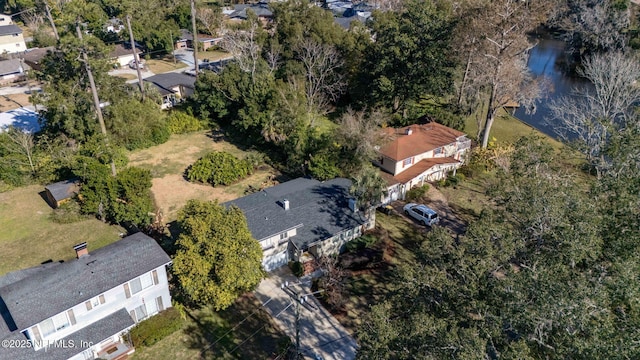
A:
[429, 213, 438, 219]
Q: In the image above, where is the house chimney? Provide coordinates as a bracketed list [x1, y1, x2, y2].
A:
[73, 242, 88, 258]
[283, 199, 290, 211]
[348, 198, 357, 213]
[406, 127, 413, 135]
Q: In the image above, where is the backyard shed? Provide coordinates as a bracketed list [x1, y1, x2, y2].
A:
[44, 179, 80, 208]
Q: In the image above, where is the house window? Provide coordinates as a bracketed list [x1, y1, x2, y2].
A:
[39, 312, 71, 337]
[280, 232, 288, 241]
[261, 239, 273, 250]
[134, 304, 148, 322]
[403, 157, 412, 167]
[130, 272, 154, 295]
[85, 294, 106, 311]
[434, 147, 443, 155]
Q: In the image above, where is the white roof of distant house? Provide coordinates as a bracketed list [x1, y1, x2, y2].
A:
[0, 106, 40, 133]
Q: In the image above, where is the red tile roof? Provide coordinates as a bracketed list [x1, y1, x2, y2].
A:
[393, 157, 460, 184]
[379, 122, 466, 161]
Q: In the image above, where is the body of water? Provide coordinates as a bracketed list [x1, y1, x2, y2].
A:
[514, 35, 590, 139]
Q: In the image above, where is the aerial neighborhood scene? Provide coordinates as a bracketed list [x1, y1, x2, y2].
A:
[0, 0, 639, 359]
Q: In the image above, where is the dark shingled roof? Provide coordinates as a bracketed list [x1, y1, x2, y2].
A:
[44, 179, 79, 202]
[0, 58, 27, 77]
[0, 232, 170, 330]
[0, 24, 22, 36]
[224, 178, 366, 250]
[0, 308, 134, 360]
[143, 73, 195, 94]
[230, 4, 273, 19]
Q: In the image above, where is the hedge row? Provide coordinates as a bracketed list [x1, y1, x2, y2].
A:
[187, 151, 254, 186]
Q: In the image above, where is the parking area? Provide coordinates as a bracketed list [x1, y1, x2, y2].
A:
[386, 185, 467, 235]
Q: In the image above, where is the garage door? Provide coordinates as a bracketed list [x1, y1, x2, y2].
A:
[263, 251, 289, 272]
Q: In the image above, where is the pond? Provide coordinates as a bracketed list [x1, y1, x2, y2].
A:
[514, 34, 590, 140]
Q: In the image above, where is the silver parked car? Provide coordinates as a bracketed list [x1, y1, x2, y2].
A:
[403, 203, 440, 226]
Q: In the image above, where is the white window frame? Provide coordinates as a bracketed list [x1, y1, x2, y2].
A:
[260, 238, 273, 250]
[279, 232, 288, 243]
[403, 157, 412, 167]
[129, 272, 154, 295]
[39, 312, 71, 337]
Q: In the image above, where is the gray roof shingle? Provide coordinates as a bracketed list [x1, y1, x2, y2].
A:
[0, 24, 22, 36]
[0, 58, 26, 76]
[0, 308, 134, 360]
[0, 232, 170, 330]
[44, 179, 79, 202]
[224, 178, 366, 250]
[143, 73, 196, 94]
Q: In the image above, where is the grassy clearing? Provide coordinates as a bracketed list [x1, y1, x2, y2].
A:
[334, 212, 422, 332]
[146, 58, 187, 74]
[132, 294, 288, 360]
[128, 131, 279, 221]
[0, 93, 32, 111]
[199, 50, 232, 61]
[0, 185, 124, 275]
[114, 73, 137, 81]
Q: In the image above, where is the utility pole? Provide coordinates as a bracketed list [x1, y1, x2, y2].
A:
[44, 4, 59, 41]
[281, 282, 323, 359]
[75, 21, 117, 176]
[190, 0, 199, 78]
[169, 30, 176, 65]
[126, 14, 144, 100]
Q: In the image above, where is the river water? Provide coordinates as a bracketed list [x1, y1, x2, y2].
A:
[514, 35, 590, 139]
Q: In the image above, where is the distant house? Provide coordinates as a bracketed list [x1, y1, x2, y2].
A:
[104, 18, 125, 33]
[0, 58, 28, 85]
[0, 14, 13, 25]
[109, 43, 142, 68]
[224, 177, 375, 272]
[0, 24, 25, 54]
[44, 179, 80, 209]
[375, 122, 471, 203]
[0, 233, 173, 360]
[174, 29, 222, 51]
[143, 73, 196, 109]
[21, 46, 55, 71]
[226, 2, 274, 25]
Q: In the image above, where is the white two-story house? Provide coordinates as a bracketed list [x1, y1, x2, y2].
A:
[224, 178, 375, 272]
[0, 24, 25, 54]
[374, 122, 471, 202]
[0, 232, 172, 360]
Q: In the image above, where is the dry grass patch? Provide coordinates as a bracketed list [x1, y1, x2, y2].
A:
[0, 185, 124, 275]
[146, 58, 187, 74]
[128, 131, 279, 221]
[0, 93, 33, 111]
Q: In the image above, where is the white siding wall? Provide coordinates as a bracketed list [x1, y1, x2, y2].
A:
[25, 265, 171, 351]
[116, 54, 135, 67]
[0, 34, 25, 54]
[260, 228, 297, 257]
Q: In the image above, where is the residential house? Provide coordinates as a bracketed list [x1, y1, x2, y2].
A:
[44, 179, 80, 209]
[0, 58, 28, 85]
[109, 43, 142, 68]
[0, 232, 172, 360]
[224, 177, 375, 272]
[21, 46, 55, 71]
[0, 24, 25, 54]
[174, 29, 222, 51]
[104, 18, 124, 33]
[375, 122, 471, 202]
[143, 73, 196, 109]
[0, 14, 13, 25]
[225, 2, 274, 25]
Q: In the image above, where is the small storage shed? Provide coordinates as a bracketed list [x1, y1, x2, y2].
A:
[44, 179, 80, 208]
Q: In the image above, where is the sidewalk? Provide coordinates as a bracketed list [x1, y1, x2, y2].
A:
[254, 267, 358, 360]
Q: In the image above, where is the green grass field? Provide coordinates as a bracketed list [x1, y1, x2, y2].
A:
[0, 185, 124, 275]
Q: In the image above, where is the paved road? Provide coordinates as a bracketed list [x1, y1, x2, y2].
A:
[255, 267, 358, 360]
[0, 84, 41, 96]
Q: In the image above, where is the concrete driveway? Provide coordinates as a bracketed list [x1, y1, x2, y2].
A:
[254, 267, 358, 360]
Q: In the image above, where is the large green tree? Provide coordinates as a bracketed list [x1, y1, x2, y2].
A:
[353, 0, 456, 117]
[172, 200, 264, 310]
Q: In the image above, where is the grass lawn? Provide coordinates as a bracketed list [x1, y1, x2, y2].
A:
[146, 58, 187, 74]
[332, 212, 423, 332]
[114, 73, 137, 81]
[132, 294, 289, 360]
[199, 50, 232, 62]
[0, 185, 124, 275]
[128, 131, 280, 222]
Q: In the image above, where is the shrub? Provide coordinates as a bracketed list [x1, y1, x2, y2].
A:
[129, 308, 184, 348]
[167, 111, 204, 134]
[308, 153, 341, 181]
[186, 151, 253, 186]
[50, 199, 86, 224]
[405, 184, 430, 201]
[440, 172, 466, 187]
[289, 261, 304, 277]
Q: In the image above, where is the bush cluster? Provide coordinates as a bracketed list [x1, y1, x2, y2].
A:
[129, 308, 183, 348]
[438, 172, 466, 187]
[186, 151, 254, 186]
[289, 261, 304, 277]
[405, 184, 430, 201]
[50, 200, 86, 224]
[167, 111, 205, 134]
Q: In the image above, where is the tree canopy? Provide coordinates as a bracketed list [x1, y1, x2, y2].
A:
[172, 200, 264, 310]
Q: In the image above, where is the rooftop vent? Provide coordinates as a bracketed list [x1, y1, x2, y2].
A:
[73, 242, 88, 258]
[283, 199, 290, 211]
[405, 127, 413, 135]
[348, 198, 357, 213]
